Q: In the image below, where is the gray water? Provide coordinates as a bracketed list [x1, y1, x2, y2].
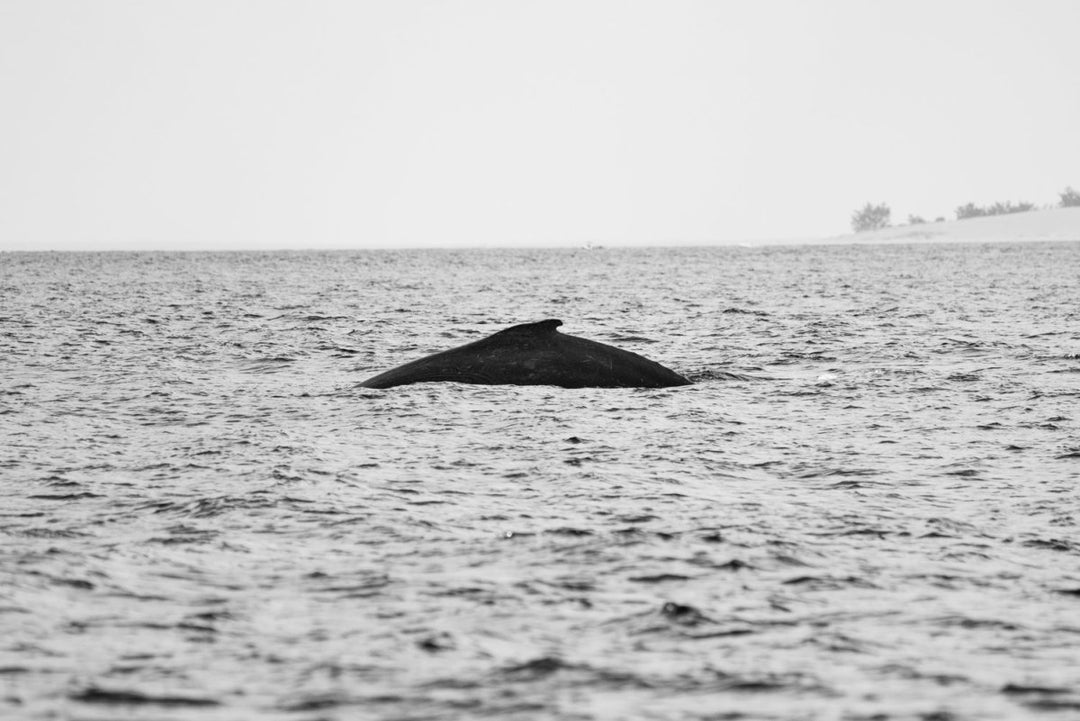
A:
[2, 243, 1079, 720]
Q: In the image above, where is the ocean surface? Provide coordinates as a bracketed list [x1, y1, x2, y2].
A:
[2, 242, 1079, 720]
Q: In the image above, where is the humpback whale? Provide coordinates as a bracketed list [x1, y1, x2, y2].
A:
[358, 319, 691, 389]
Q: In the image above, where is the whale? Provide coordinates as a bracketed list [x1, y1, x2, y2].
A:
[358, 319, 692, 389]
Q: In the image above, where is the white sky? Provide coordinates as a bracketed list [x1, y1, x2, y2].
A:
[2, 0, 1079, 251]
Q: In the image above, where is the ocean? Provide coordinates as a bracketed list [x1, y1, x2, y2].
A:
[2, 242, 1079, 720]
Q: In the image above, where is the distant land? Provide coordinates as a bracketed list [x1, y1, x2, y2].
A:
[4, 206, 1078, 253]
[818, 206, 1080, 246]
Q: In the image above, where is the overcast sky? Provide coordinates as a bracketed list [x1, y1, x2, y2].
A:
[2, 1, 1078, 251]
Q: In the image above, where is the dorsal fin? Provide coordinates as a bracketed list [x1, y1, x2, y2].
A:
[498, 319, 563, 335]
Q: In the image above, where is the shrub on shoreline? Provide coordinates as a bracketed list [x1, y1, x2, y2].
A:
[955, 200, 1036, 220]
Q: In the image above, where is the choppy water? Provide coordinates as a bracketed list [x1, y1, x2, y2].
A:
[2, 243, 1080, 720]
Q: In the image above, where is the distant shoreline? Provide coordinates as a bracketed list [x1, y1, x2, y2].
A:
[3, 207, 1079, 253]
[816, 206, 1080, 246]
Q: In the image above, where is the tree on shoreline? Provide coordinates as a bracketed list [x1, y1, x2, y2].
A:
[851, 202, 891, 232]
[1061, 187, 1080, 207]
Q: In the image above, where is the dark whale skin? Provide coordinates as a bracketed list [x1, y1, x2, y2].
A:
[358, 319, 691, 389]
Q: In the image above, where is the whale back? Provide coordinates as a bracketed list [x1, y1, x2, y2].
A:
[358, 319, 691, 389]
